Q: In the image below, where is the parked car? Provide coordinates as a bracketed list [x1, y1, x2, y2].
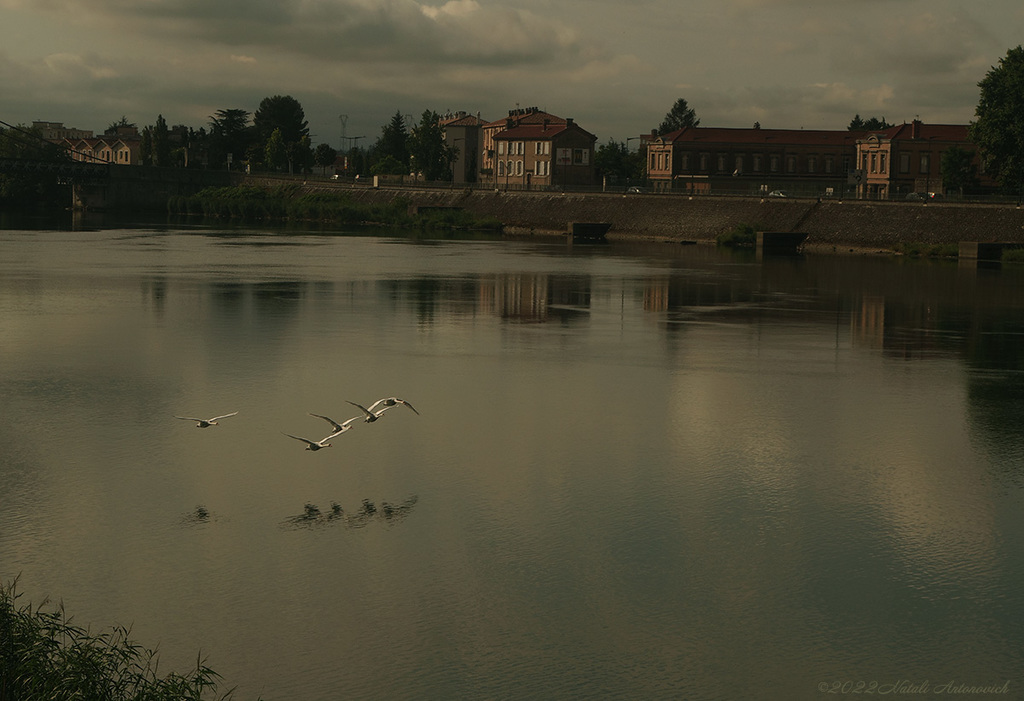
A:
[905, 192, 926, 201]
[768, 190, 789, 198]
[625, 186, 646, 194]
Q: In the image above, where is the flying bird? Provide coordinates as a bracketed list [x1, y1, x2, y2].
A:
[347, 397, 418, 424]
[308, 413, 360, 435]
[283, 432, 340, 451]
[175, 412, 238, 428]
[367, 397, 419, 416]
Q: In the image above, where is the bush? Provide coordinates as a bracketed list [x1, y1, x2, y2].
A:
[0, 578, 237, 701]
[716, 222, 759, 248]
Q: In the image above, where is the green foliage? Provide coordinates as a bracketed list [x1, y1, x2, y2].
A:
[375, 111, 409, 169]
[370, 154, 408, 176]
[407, 110, 454, 182]
[941, 145, 979, 195]
[253, 95, 309, 146]
[314, 143, 338, 172]
[594, 139, 645, 184]
[264, 129, 287, 172]
[208, 109, 253, 170]
[970, 46, 1024, 193]
[0, 578, 236, 701]
[657, 98, 700, 135]
[716, 222, 759, 248]
[848, 115, 893, 131]
[0, 124, 71, 208]
[153, 115, 171, 168]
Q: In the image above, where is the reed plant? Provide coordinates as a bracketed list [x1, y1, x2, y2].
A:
[716, 222, 759, 248]
[0, 578, 237, 701]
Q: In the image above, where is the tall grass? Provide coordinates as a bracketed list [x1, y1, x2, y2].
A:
[0, 578, 237, 701]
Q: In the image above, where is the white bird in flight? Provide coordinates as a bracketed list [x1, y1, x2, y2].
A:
[308, 412, 360, 435]
[283, 432, 340, 451]
[175, 412, 238, 428]
[347, 397, 419, 423]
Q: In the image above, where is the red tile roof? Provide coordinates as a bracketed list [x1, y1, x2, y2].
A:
[660, 127, 867, 147]
[493, 122, 596, 142]
[881, 122, 969, 142]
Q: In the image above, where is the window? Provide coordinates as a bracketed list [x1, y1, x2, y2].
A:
[573, 149, 587, 165]
[920, 154, 930, 173]
[700, 153, 708, 170]
[753, 155, 762, 172]
[787, 156, 796, 173]
[498, 141, 506, 155]
[681, 153, 689, 170]
[900, 153, 910, 173]
[734, 155, 743, 174]
[515, 160, 523, 176]
[497, 160, 505, 176]
[870, 154, 877, 173]
[861, 154, 868, 170]
[808, 156, 816, 174]
[717, 154, 726, 172]
[825, 157, 833, 174]
[535, 142, 542, 155]
[879, 153, 887, 173]
[650, 153, 657, 170]
[769, 155, 779, 172]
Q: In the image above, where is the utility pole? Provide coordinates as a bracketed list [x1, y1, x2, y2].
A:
[339, 114, 348, 151]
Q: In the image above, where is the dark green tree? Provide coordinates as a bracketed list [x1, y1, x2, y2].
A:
[315, 142, 338, 174]
[849, 115, 893, 131]
[375, 111, 409, 170]
[264, 128, 288, 172]
[208, 108, 252, 170]
[408, 110, 454, 181]
[595, 138, 644, 185]
[941, 145, 979, 196]
[288, 135, 315, 174]
[105, 116, 136, 135]
[970, 45, 1024, 194]
[139, 127, 154, 166]
[152, 114, 171, 167]
[370, 154, 408, 176]
[658, 98, 700, 135]
[253, 95, 309, 146]
[0, 123, 70, 207]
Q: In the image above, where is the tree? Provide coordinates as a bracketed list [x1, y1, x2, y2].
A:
[209, 108, 252, 170]
[105, 116, 136, 135]
[265, 129, 288, 172]
[658, 98, 700, 135]
[253, 96, 309, 146]
[595, 139, 644, 186]
[315, 143, 338, 174]
[139, 128, 153, 166]
[408, 110, 454, 181]
[970, 45, 1024, 194]
[941, 145, 979, 196]
[375, 110, 409, 170]
[849, 115, 892, 131]
[152, 115, 171, 167]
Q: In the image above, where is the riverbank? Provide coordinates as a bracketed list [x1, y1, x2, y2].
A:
[257, 177, 1024, 253]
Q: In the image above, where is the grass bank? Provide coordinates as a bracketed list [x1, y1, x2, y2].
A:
[168, 184, 502, 231]
[0, 578, 240, 701]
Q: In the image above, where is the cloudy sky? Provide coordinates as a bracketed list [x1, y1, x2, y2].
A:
[1, 0, 1020, 148]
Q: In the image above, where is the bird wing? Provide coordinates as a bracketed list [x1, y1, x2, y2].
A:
[347, 401, 374, 419]
[174, 416, 202, 421]
[309, 413, 343, 432]
[284, 433, 317, 447]
[398, 399, 419, 415]
[209, 412, 238, 422]
[366, 398, 390, 413]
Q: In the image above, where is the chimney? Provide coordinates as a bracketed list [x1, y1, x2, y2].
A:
[506, 118, 514, 130]
[912, 119, 922, 139]
[566, 117, 574, 127]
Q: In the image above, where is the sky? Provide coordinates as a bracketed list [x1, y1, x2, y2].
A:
[1, 0, 1021, 149]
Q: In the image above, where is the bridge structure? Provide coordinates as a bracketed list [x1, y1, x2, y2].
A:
[1, 119, 231, 209]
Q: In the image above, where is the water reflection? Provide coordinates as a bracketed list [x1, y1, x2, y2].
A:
[281, 496, 419, 530]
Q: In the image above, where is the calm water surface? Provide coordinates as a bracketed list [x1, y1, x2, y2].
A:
[1, 221, 1022, 700]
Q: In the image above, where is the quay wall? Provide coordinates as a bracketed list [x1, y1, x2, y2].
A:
[250, 177, 1024, 250]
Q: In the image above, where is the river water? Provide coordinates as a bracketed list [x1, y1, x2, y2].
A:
[1, 219, 1022, 700]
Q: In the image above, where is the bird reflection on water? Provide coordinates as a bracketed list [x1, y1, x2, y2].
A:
[281, 496, 419, 530]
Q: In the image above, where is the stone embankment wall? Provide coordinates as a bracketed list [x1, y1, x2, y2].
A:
[262, 179, 1024, 251]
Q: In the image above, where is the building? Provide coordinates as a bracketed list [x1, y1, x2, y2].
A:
[441, 111, 487, 185]
[483, 107, 596, 189]
[855, 121, 997, 199]
[33, 121, 93, 141]
[62, 124, 142, 166]
[646, 126, 865, 196]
